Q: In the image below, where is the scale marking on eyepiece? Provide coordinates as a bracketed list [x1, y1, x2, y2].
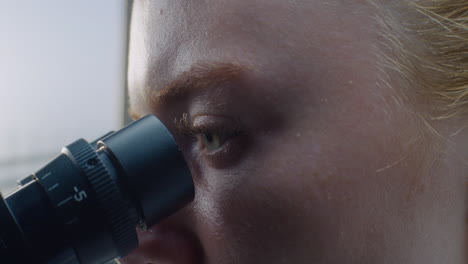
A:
[57, 196, 73, 207]
[48, 183, 59, 191]
[42, 172, 52, 180]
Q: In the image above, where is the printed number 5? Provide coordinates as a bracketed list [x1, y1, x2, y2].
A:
[73, 186, 88, 202]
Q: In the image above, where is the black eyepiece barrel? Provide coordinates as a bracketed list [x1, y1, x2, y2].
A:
[0, 114, 194, 264]
[98, 115, 194, 228]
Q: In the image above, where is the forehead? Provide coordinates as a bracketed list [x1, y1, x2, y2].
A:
[127, 0, 376, 114]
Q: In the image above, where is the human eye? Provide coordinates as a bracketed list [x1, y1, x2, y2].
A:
[198, 131, 237, 153]
[174, 113, 249, 168]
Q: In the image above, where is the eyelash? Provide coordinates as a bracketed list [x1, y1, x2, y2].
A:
[173, 113, 247, 165]
[175, 113, 242, 136]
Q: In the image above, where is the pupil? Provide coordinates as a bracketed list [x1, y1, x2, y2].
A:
[206, 134, 213, 143]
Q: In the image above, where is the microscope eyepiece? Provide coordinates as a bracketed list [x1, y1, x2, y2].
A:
[0, 115, 194, 264]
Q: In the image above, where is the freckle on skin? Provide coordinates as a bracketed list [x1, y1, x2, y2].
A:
[159, 9, 163, 15]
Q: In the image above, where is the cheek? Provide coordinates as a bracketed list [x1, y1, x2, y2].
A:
[189, 134, 340, 262]
[192, 165, 329, 262]
[189, 100, 430, 262]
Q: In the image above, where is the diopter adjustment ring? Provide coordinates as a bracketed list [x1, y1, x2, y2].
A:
[66, 139, 138, 257]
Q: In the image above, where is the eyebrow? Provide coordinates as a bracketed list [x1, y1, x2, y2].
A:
[128, 62, 247, 120]
[150, 61, 246, 105]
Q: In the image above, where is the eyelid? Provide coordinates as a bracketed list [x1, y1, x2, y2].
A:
[173, 113, 244, 136]
[173, 113, 250, 168]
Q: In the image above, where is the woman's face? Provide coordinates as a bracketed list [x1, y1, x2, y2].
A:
[123, 0, 466, 263]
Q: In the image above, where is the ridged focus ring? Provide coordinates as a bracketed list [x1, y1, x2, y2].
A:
[66, 139, 137, 257]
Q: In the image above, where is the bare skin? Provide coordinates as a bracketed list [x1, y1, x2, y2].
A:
[122, 0, 467, 263]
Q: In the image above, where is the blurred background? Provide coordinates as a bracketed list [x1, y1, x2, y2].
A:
[0, 0, 130, 193]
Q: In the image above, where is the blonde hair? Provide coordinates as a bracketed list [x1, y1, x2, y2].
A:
[368, 0, 468, 122]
